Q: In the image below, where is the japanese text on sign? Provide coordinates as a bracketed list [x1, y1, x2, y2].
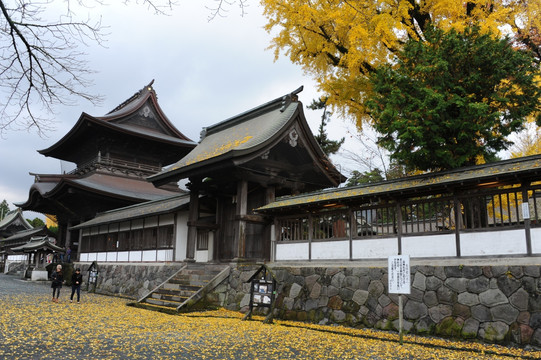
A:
[388, 255, 411, 294]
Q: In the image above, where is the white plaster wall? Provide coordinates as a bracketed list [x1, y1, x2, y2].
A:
[312, 240, 349, 260]
[531, 228, 541, 254]
[175, 212, 189, 262]
[129, 251, 142, 262]
[276, 242, 309, 260]
[460, 229, 526, 256]
[117, 252, 129, 262]
[402, 234, 456, 257]
[195, 250, 209, 262]
[106, 252, 117, 262]
[157, 249, 173, 262]
[142, 250, 157, 262]
[97, 252, 107, 262]
[352, 238, 398, 259]
[79, 253, 88, 262]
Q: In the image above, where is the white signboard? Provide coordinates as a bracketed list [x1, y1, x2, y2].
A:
[388, 255, 411, 294]
[522, 202, 530, 220]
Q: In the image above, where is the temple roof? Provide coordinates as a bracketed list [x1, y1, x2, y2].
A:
[256, 155, 541, 214]
[1, 226, 51, 242]
[149, 86, 344, 190]
[38, 81, 196, 165]
[70, 194, 191, 229]
[0, 208, 33, 232]
[11, 235, 64, 253]
[16, 172, 180, 221]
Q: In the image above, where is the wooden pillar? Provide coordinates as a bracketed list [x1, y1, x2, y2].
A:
[234, 180, 248, 260]
[453, 196, 461, 257]
[65, 220, 72, 248]
[186, 189, 199, 261]
[396, 203, 403, 255]
[522, 184, 532, 256]
[349, 209, 353, 261]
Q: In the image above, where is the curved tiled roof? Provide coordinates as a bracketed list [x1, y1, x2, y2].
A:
[38, 81, 195, 163]
[149, 87, 344, 187]
[70, 194, 191, 229]
[0, 209, 33, 231]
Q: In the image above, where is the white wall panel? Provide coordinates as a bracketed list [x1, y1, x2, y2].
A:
[142, 250, 156, 262]
[312, 240, 349, 260]
[276, 242, 309, 260]
[460, 230, 526, 256]
[129, 251, 142, 262]
[402, 234, 456, 257]
[157, 249, 173, 262]
[352, 238, 398, 259]
[532, 228, 541, 254]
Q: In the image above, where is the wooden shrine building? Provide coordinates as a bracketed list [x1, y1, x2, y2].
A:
[71, 86, 345, 263]
[16, 81, 197, 258]
[148, 86, 344, 261]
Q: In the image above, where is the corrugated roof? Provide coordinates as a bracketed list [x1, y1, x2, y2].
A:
[256, 155, 541, 212]
[70, 194, 191, 229]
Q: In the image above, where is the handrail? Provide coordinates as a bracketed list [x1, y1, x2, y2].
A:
[68, 155, 162, 175]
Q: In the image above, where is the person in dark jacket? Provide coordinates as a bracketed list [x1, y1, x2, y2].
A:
[70, 268, 83, 303]
[51, 264, 63, 303]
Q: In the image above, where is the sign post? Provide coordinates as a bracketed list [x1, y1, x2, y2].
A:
[388, 255, 410, 345]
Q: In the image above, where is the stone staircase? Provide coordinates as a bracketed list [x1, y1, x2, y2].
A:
[135, 263, 230, 314]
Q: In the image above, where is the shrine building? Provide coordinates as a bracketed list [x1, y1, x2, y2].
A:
[16, 81, 197, 259]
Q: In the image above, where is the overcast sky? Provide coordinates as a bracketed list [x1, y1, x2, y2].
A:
[0, 0, 362, 219]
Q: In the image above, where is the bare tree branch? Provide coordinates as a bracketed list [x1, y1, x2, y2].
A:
[206, 0, 247, 22]
[0, 0, 176, 138]
[340, 125, 391, 179]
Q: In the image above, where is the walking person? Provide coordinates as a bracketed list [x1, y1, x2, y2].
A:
[70, 268, 83, 303]
[51, 264, 63, 303]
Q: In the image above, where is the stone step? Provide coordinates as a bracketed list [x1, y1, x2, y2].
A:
[144, 297, 184, 308]
[164, 282, 204, 291]
[153, 288, 198, 298]
[170, 272, 218, 282]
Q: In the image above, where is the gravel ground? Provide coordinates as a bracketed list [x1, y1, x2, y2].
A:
[0, 273, 540, 360]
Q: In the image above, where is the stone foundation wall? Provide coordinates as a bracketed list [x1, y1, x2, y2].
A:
[81, 261, 541, 347]
[78, 263, 184, 299]
[219, 264, 541, 347]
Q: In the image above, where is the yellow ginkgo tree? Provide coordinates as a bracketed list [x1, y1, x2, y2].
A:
[262, 0, 541, 129]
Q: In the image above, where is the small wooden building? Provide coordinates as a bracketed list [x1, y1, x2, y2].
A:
[11, 236, 64, 280]
[1, 226, 57, 273]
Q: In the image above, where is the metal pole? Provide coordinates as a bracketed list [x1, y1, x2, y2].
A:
[399, 294, 404, 345]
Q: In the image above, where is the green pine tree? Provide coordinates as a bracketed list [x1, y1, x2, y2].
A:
[367, 25, 541, 172]
[308, 97, 345, 156]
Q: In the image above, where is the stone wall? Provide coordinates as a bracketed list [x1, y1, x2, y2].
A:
[78, 263, 184, 299]
[81, 261, 541, 347]
[219, 264, 541, 347]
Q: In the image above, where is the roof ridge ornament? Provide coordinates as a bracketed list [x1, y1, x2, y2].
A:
[106, 79, 156, 115]
[280, 86, 304, 112]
